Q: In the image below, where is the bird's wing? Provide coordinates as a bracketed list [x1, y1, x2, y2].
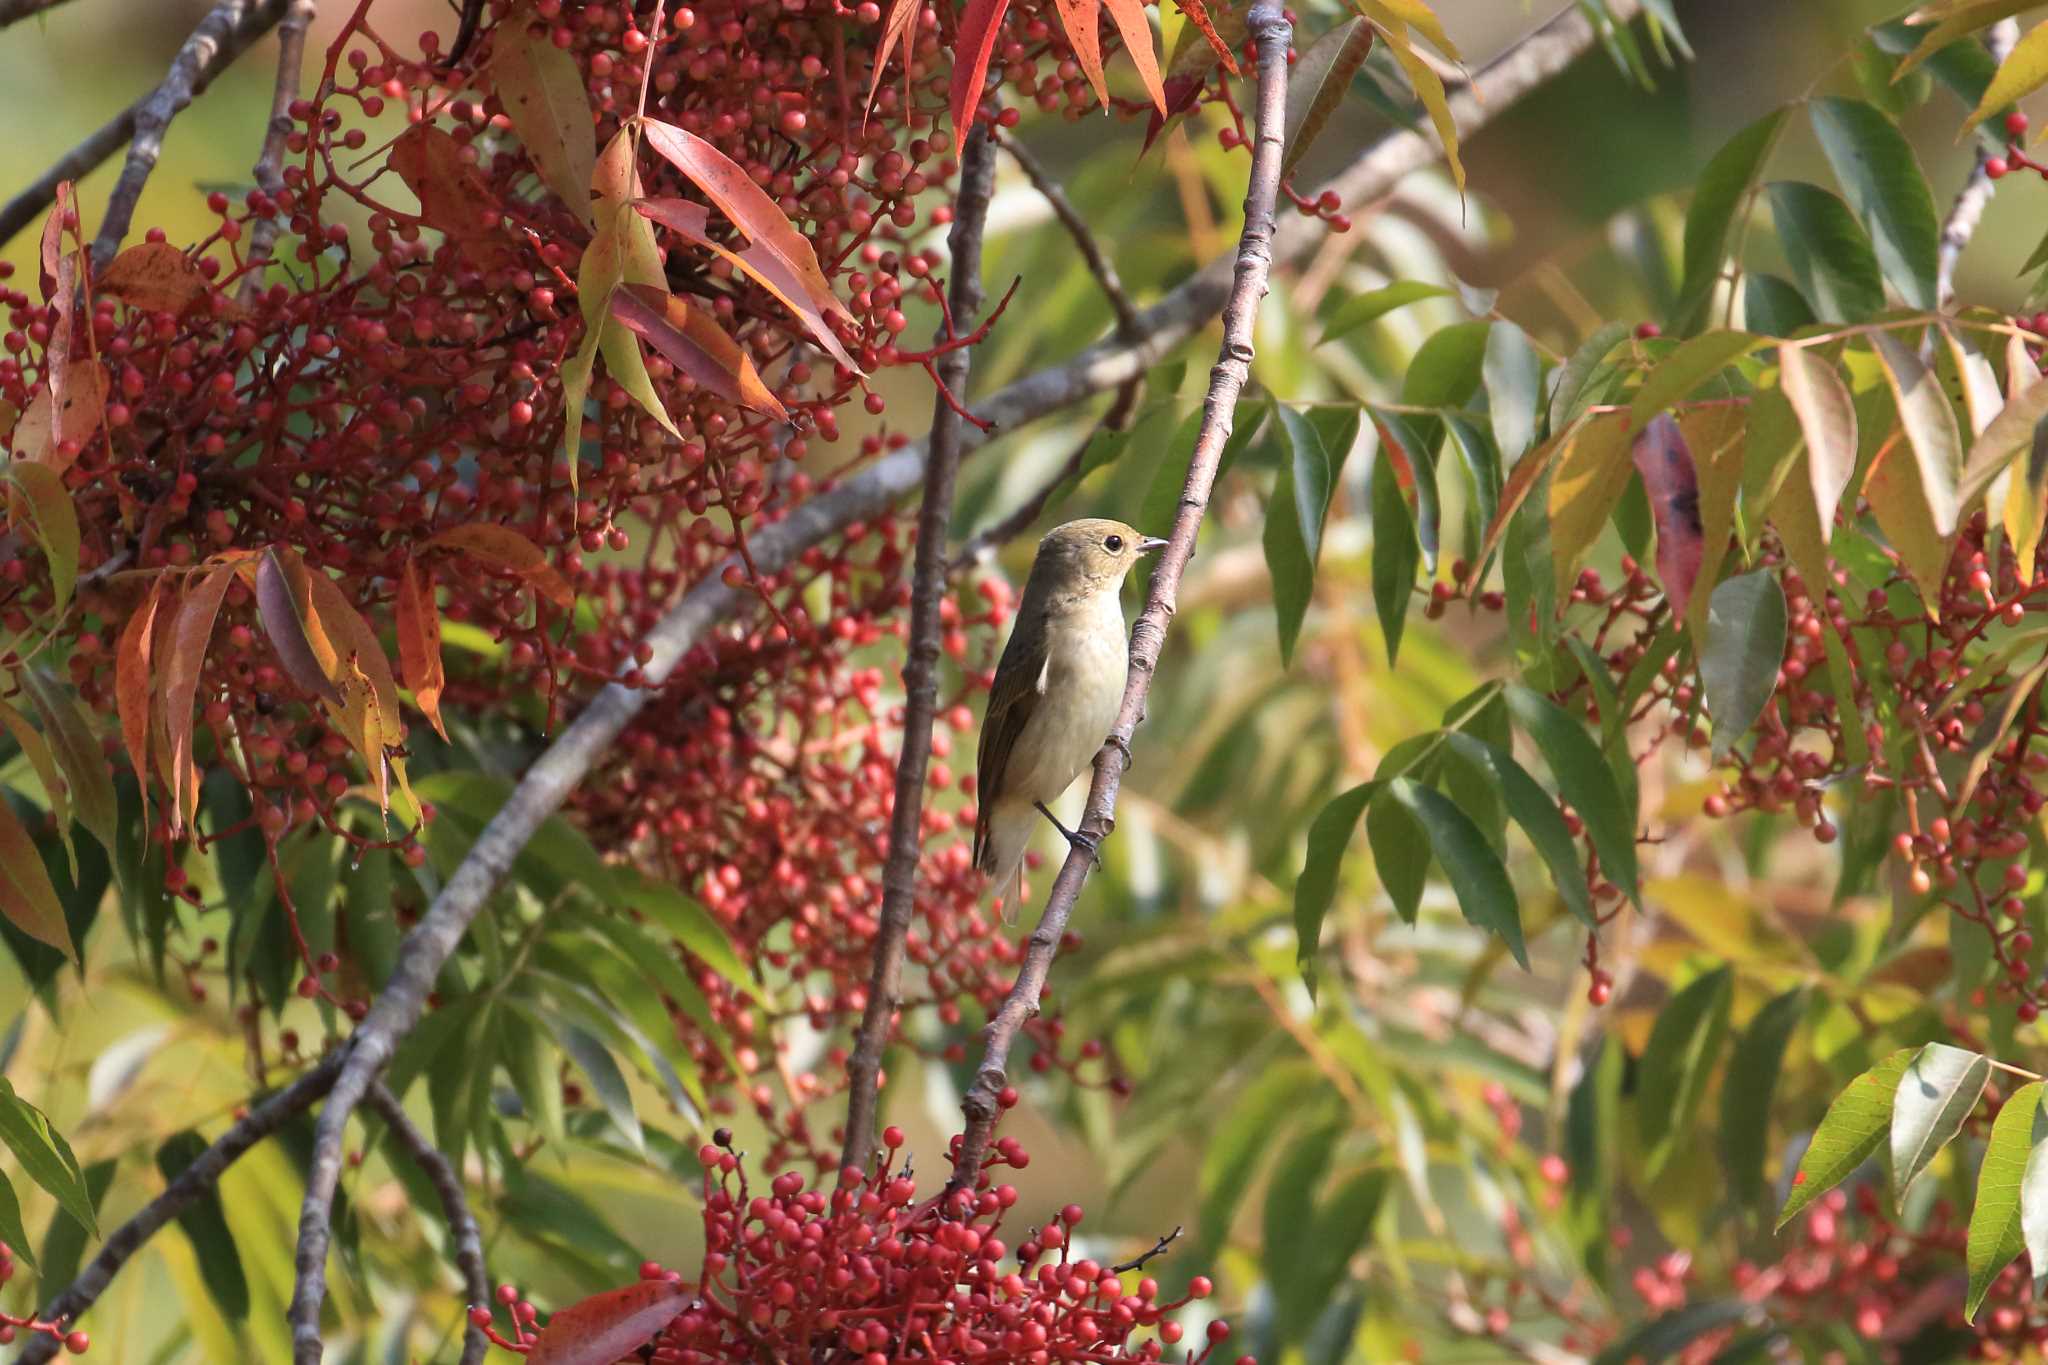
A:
[974, 623, 1050, 869]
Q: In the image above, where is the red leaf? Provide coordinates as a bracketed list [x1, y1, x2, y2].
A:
[1142, 73, 1208, 156]
[610, 284, 790, 423]
[635, 195, 860, 374]
[946, 0, 1014, 136]
[389, 125, 517, 271]
[162, 566, 237, 832]
[525, 1280, 690, 1365]
[116, 579, 163, 827]
[98, 242, 214, 316]
[255, 547, 344, 706]
[1629, 413, 1705, 621]
[1050, 0, 1110, 107]
[396, 559, 448, 742]
[862, 0, 922, 121]
[1170, 0, 1239, 75]
[1102, 0, 1169, 114]
[422, 523, 576, 609]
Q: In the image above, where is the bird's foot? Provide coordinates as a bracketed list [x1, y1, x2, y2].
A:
[1104, 733, 1134, 771]
[1034, 801, 1103, 867]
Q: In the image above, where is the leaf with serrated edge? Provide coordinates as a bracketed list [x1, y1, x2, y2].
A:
[1779, 1048, 1916, 1228]
[1892, 1042, 1991, 1205]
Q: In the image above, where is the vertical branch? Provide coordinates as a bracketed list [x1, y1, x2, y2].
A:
[947, 0, 1295, 1192]
[840, 126, 1002, 1175]
[240, 0, 319, 301]
[1937, 18, 2022, 308]
[361, 1082, 492, 1365]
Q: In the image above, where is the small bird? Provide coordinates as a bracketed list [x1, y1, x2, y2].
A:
[974, 518, 1169, 918]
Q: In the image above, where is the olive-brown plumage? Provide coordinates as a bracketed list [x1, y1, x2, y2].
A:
[974, 519, 1167, 917]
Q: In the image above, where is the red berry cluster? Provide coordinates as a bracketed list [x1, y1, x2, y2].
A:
[471, 1128, 1249, 1364]
[0, 1242, 88, 1354]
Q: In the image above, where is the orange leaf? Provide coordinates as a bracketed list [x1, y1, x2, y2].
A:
[1169, 0, 1239, 75]
[9, 360, 107, 472]
[97, 242, 214, 316]
[1471, 421, 1580, 578]
[863, 0, 923, 121]
[40, 183, 76, 393]
[610, 284, 790, 422]
[1102, 0, 1168, 114]
[0, 792, 70, 957]
[1548, 414, 1635, 597]
[1050, 0, 1111, 107]
[422, 523, 576, 609]
[525, 1280, 689, 1365]
[396, 559, 448, 742]
[162, 566, 237, 833]
[300, 564, 404, 750]
[116, 579, 163, 827]
[254, 547, 344, 705]
[389, 125, 517, 271]
[635, 196, 860, 374]
[945, 0, 1015, 136]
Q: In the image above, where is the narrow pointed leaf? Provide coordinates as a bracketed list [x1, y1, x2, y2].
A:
[162, 566, 235, 831]
[1503, 684, 1639, 905]
[1385, 778, 1527, 968]
[395, 559, 447, 742]
[116, 580, 162, 825]
[424, 523, 575, 609]
[1637, 968, 1734, 1178]
[1892, 1043, 1990, 1204]
[18, 669, 114, 858]
[1872, 331, 1964, 534]
[1967, 20, 2048, 126]
[1779, 345, 1859, 538]
[1967, 1080, 2044, 1321]
[1628, 331, 1761, 430]
[1630, 414, 1705, 620]
[1676, 109, 1788, 330]
[1779, 1048, 1916, 1228]
[0, 796, 68, 956]
[6, 460, 78, 619]
[1700, 570, 1787, 759]
[1548, 414, 1634, 597]
[1294, 782, 1377, 998]
[526, 1279, 690, 1365]
[611, 284, 790, 422]
[1439, 733, 1595, 928]
[1282, 19, 1374, 178]
[1809, 97, 1940, 309]
[156, 1130, 249, 1321]
[1767, 181, 1885, 322]
[1102, 0, 1168, 113]
[1485, 321, 1541, 463]
[1722, 987, 1807, 1208]
[1318, 281, 1452, 346]
[0, 1078, 93, 1236]
[494, 22, 598, 220]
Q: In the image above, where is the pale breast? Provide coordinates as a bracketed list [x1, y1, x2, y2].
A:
[1007, 593, 1128, 805]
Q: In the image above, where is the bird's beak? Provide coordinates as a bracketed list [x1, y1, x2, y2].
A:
[1138, 536, 1171, 554]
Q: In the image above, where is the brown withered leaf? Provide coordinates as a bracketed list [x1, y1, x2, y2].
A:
[395, 558, 448, 742]
[610, 284, 790, 423]
[117, 579, 164, 827]
[389, 124, 518, 271]
[98, 242, 215, 316]
[11, 360, 107, 472]
[162, 565, 238, 832]
[0, 793, 70, 957]
[423, 523, 575, 609]
[492, 20, 598, 221]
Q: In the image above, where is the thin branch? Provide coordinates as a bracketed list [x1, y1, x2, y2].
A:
[0, 0, 73, 28]
[950, 379, 1143, 571]
[1110, 1225, 1182, 1274]
[1938, 19, 2022, 308]
[947, 0, 1295, 1195]
[92, 0, 292, 270]
[840, 128, 1002, 1176]
[998, 128, 1140, 337]
[13, 1055, 342, 1365]
[284, 8, 1619, 1351]
[361, 1081, 491, 1365]
[240, 0, 319, 302]
[0, 0, 289, 254]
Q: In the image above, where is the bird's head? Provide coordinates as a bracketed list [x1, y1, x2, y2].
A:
[1033, 519, 1170, 596]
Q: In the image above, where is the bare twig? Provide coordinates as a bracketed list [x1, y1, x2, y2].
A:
[13, 1056, 343, 1365]
[998, 128, 1140, 337]
[1938, 19, 2023, 308]
[361, 1081, 491, 1365]
[945, 0, 1295, 1194]
[91, 0, 292, 270]
[950, 379, 1144, 571]
[1110, 1225, 1182, 1274]
[840, 130, 1002, 1175]
[240, 0, 318, 302]
[0, 0, 288, 254]
[0, 0, 72, 28]
[284, 8, 1619, 1352]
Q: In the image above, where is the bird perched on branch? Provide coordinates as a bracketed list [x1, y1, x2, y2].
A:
[975, 518, 1169, 919]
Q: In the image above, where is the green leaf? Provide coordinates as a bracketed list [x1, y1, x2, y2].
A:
[500, 1008, 566, 1147]
[1891, 1042, 1990, 1204]
[157, 1130, 250, 1321]
[1967, 1080, 2044, 1321]
[1700, 570, 1788, 759]
[1629, 331, 1762, 430]
[0, 1170, 31, 1272]
[2021, 1094, 2048, 1294]
[1263, 405, 1359, 666]
[1766, 181, 1885, 323]
[1197, 1061, 1322, 1256]
[617, 872, 762, 1004]
[1778, 1047, 1915, 1228]
[1384, 778, 1527, 968]
[1636, 967, 1734, 1178]
[1968, 19, 2048, 126]
[554, 1020, 644, 1156]
[1375, 407, 1441, 571]
[1882, 5, 2032, 86]
[0, 1077, 94, 1238]
[17, 669, 116, 861]
[417, 770, 618, 905]
[1295, 782, 1377, 998]
[1263, 1122, 1340, 1337]
[1676, 111, 1786, 331]
[1809, 97, 1941, 310]
[1721, 987, 1806, 1208]
[1871, 331, 1965, 535]
[1400, 321, 1490, 409]
[1281, 18, 1374, 179]
[1318, 281, 1452, 345]
[1547, 321, 1633, 435]
[1742, 272, 1816, 337]
[1370, 444, 1420, 665]
[1365, 785, 1427, 926]
[1592, 1301, 1755, 1365]
[4, 461, 79, 622]
[35, 1158, 111, 1294]
[1438, 733, 1594, 929]
[1503, 685, 1640, 905]
[1484, 321, 1542, 464]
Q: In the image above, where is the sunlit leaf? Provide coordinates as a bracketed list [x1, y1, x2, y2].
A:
[525, 1278, 690, 1365]
[389, 124, 516, 271]
[1891, 1043, 1989, 1205]
[1282, 19, 1374, 178]
[1778, 1048, 1914, 1227]
[162, 565, 236, 832]
[1967, 1079, 2043, 1320]
[610, 284, 790, 422]
[116, 579, 162, 828]
[1967, 18, 2048, 125]
[0, 1078, 93, 1236]
[1628, 330, 1760, 430]
[1865, 432, 1952, 617]
[1370, 13, 1465, 192]
[1318, 281, 1452, 346]
[1778, 345, 1859, 538]
[395, 559, 447, 742]
[423, 523, 576, 609]
[1547, 413, 1634, 597]
[1871, 331, 1963, 534]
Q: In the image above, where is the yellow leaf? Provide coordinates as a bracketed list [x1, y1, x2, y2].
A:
[1371, 15, 1464, 192]
[1865, 436, 1952, 619]
[1966, 19, 2048, 127]
[1894, 1, 2035, 81]
[0, 792, 69, 957]
[493, 21, 598, 222]
[1547, 413, 1633, 597]
[1356, 0, 1459, 59]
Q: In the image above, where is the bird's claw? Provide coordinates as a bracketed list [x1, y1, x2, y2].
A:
[1034, 801, 1104, 868]
[1105, 734, 1134, 771]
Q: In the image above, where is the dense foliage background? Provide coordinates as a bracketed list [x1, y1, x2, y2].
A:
[13, 0, 2048, 1362]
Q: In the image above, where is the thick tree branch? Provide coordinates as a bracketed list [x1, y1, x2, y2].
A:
[840, 129, 1002, 1175]
[947, 0, 1293, 1192]
[13, 1055, 343, 1365]
[0, 0, 289, 254]
[1938, 19, 2022, 308]
[361, 1081, 491, 1365]
[240, 0, 318, 300]
[285, 7, 1617, 1352]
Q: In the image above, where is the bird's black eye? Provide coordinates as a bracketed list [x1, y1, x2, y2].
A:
[1104, 534, 1124, 553]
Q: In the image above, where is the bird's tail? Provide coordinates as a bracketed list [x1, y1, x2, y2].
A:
[977, 801, 1030, 926]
